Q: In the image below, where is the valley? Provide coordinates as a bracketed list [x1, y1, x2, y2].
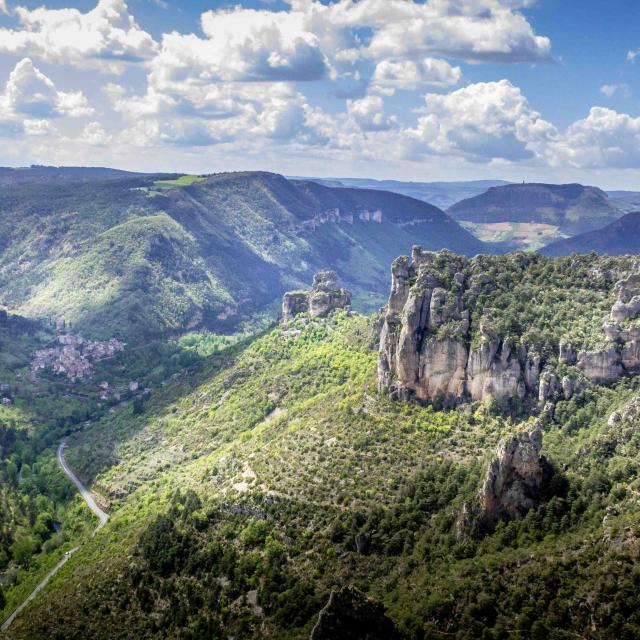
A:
[1, 168, 640, 639]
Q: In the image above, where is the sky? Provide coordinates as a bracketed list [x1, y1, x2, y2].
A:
[0, 0, 639, 188]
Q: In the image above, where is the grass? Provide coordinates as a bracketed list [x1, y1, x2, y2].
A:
[152, 175, 207, 189]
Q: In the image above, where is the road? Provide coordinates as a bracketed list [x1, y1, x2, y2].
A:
[0, 441, 108, 633]
[56, 442, 109, 531]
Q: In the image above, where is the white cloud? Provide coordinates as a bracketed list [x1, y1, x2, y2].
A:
[81, 122, 110, 145]
[1, 58, 93, 119]
[549, 107, 640, 169]
[150, 8, 328, 86]
[310, 0, 552, 64]
[0, 0, 158, 73]
[627, 50, 639, 63]
[403, 79, 556, 162]
[372, 58, 461, 92]
[600, 84, 630, 99]
[347, 94, 396, 131]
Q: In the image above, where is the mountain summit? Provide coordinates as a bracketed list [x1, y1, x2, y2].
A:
[448, 182, 622, 236]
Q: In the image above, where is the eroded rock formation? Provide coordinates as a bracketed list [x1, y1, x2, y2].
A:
[578, 272, 640, 382]
[478, 425, 548, 528]
[282, 271, 351, 322]
[310, 586, 400, 640]
[378, 249, 546, 407]
[378, 248, 640, 409]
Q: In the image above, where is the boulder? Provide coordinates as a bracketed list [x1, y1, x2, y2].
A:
[310, 586, 400, 640]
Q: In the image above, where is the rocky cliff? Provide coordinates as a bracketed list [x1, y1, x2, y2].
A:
[282, 271, 351, 322]
[378, 248, 639, 410]
[478, 425, 548, 528]
[578, 271, 640, 383]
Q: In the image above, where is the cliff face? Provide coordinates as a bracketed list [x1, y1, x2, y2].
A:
[378, 248, 639, 409]
[478, 426, 547, 528]
[578, 272, 640, 382]
[378, 248, 544, 408]
[282, 271, 351, 322]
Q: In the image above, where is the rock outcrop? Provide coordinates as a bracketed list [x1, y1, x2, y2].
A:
[282, 271, 351, 322]
[378, 249, 546, 408]
[378, 248, 639, 410]
[478, 425, 548, 528]
[310, 586, 400, 640]
[577, 271, 640, 382]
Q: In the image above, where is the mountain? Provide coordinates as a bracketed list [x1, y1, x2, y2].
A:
[5, 254, 640, 639]
[295, 177, 511, 209]
[448, 182, 624, 240]
[0, 171, 488, 341]
[541, 212, 640, 256]
[0, 165, 150, 185]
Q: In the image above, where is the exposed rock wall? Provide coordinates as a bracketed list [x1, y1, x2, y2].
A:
[478, 425, 547, 527]
[577, 272, 640, 382]
[282, 271, 351, 322]
[378, 248, 546, 407]
[378, 248, 640, 409]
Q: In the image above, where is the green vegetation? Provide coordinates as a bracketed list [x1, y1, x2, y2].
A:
[152, 175, 207, 189]
[0, 171, 487, 342]
[6, 293, 640, 639]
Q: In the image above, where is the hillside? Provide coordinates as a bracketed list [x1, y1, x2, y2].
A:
[0, 166, 150, 185]
[4, 254, 640, 639]
[299, 177, 510, 209]
[448, 183, 624, 246]
[541, 212, 640, 256]
[0, 171, 487, 341]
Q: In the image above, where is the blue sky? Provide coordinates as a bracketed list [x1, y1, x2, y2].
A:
[0, 0, 639, 188]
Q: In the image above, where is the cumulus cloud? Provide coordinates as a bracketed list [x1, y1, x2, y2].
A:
[549, 107, 640, 169]
[0, 0, 158, 73]
[404, 79, 556, 162]
[347, 94, 396, 131]
[372, 58, 461, 92]
[308, 0, 552, 64]
[1, 58, 93, 119]
[81, 122, 110, 145]
[150, 8, 328, 86]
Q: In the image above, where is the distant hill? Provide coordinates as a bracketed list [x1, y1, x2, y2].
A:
[293, 177, 511, 209]
[541, 211, 640, 256]
[0, 171, 488, 340]
[448, 183, 623, 236]
[0, 165, 153, 185]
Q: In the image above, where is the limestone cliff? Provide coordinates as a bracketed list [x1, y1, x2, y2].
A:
[378, 248, 546, 408]
[478, 426, 548, 528]
[378, 248, 639, 409]
[282, 271, 351, 322]
[577, 271, 640, 382]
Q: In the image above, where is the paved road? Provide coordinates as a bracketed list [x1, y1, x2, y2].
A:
[0, 441, 108, 633]
[56, 442, 109, 531]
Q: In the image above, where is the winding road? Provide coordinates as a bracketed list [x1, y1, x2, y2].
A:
[0, 441, 108, 633]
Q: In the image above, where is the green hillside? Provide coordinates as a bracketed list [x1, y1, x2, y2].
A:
[0, 172, 488, 342]
[4, 251, 640, 639]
